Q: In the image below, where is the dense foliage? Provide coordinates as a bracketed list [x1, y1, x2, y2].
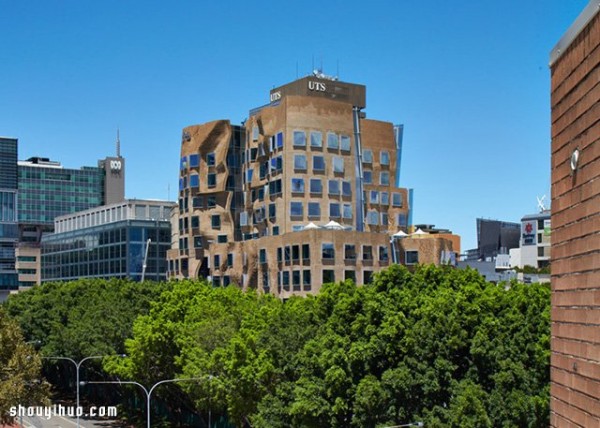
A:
[104, 265, 550, 427]
[0, 306, 50, 424]
[4, 279, 169, 359]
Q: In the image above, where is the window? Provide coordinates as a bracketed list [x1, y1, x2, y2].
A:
[207, 173, 216, 188]
[381, 192, 389, 205]
[269, 179, 282, 195]
[189, 174, 199, 188]
[313, 155, 325, 171]
[211, 214, 221, 229]
[303, 269, 311, 289]
[269, 203, 276, 219]
[310, 178, 322, 194]
[327, 132, 339, 149]
[189, 154, 199, 167]
[332, 156, 344, 173]
[364, 270, 373, 284]
[294, 154, 307, 170]
[180, 156, 187, 170]
[345, 270, 356, 282]
[284, 246, 291, 263]
[193, 196, 203, 208]
[217, 235, 227, 243]
[277, 247, 283, 263]
[379, 246, 389, 262]
[293, 131, 306, 147]
[343, 204, 352, 219]
[293, 271, 301, 290]
[214, 255, 221, 269]
[270, 156, 283, 174]
[329, 180, 340, 195]
[405, 250, 419, 265]
[207, 152, 216, 167]
[323, 270, 335, 283]
[367, 210, 379, 225]
[191, 216, 199, 229]
[341, 135, 351, 151]
[250, 148, 258, 161]
[345, 244, 356, 260]
[370, 191, 379, 204]
[273, 226, 279, 236]
[330, 203, 341, 218]
[302, 244, 310, 262]
[308, 202, 320, 218]
[342, 181, 352, 197]
[397, 213, 408, 227]
[207, 196, 216, 208]
[282, 271, 290, 289]
[363, 245, 373, 260]
[322, 243, 335, 260]
[363, 171, 372, 184]
[310, 131, 322, 147]
[259, 162, 268, 179]
[291, 178, 305, 193]
[380, 171, 390, 185]
[252, 126, 259, 141]
[380, 151, 390, 166]
[227, 253, 234, 267]
[363, 149, 373, 163]
[193, 236, 203, 248]
[246, 169, 253, 184]
[276, 132, 284, 149]
[381, 212, 389, 226]
[392, 193, 403, 207]
[290, 245, 299, 263]
[290, 202, 303, 217]
[292, 225, 304, 232]
[259, 249, 267, 264]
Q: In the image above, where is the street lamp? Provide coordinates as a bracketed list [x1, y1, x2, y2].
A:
[83, 377, 205, 428]
[42, 354, 126, 428]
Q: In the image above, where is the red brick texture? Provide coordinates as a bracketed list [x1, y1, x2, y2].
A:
[551, 8, 600, 426]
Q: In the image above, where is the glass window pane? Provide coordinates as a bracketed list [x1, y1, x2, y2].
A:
[310, 131, 322, 147]
[293, 131, 306, 146]
[341, 135, 351, 151]
[327, 132, 339, 149]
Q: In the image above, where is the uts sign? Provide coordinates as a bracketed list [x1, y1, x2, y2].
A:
[308, 81, 326, 92]
[110, 160, 122, 171]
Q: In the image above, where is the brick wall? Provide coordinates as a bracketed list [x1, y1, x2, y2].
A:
[550, 7, 600, 426]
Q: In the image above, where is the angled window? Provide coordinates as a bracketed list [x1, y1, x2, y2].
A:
[310, 131, 323, 148]
[332, 156, 344, 173]
[340, 135, 351, 152]
[310, 178, 322, 194]
[370, 190, 379, 204]
[189, 154, 199, 168]
[322, 243, 335, 260]
[342, 203, 352, 219]
[406, 250, 419, 265]
[308, 202, 321, 218]
[207, 152, 216, 167]
[380, 150, 390, 166]
[294, 154, 307, 170]
[342, 181, 352, 197]
[293, 131, 306, 147]
[329, 203, 341, 218]
[207, 173, 216, 188]
[362, 149, 373, 164]
[276, 132, 284, 149]
[290, 201, 303, 217]
[313, 155, 325, 172]
[380, 171, 390, 186]
[291, 178, 305, 193]
[380, 191, 389, 205]
[363, 171, 372, 184]
[392, 193, 403, 207]
[189, 174, 199, 188]
[328, 180, 340, 195]
[327, 132, 339, 149]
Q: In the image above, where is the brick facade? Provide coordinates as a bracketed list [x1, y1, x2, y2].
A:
[550, 3, 600, 425]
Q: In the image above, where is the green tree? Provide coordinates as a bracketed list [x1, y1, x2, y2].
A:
[0, 307, 50, 425]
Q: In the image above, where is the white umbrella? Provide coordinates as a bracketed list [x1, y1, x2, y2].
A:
[324, 220, 344, 230]
[411, 228, 428, 235]
[303, 222, 320, 230]
[393, 230, 408, 237]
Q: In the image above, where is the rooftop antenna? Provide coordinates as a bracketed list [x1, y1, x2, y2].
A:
[537, 195, 547, 212]
[116, 128, 121, 158]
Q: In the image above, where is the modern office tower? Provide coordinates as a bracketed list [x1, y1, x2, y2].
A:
[0, 137, 19, 296]
[15, 142, 125, 288]
[466, 218, 520, 261]
[550, 1, 600, 425]
[168, 74, 457, 295]
[41, 199, 174, 282]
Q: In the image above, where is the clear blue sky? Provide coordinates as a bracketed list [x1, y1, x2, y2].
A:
[0, 0, 589, 250]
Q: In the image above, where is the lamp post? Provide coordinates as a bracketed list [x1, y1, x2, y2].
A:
[42, 354, 125, 428]
[83, 377, 205, 428]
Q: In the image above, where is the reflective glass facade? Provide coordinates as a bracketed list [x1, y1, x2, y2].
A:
[42, 220, 171, 282]
[0, 137, 18, 290]
[18, 161, 104, 225]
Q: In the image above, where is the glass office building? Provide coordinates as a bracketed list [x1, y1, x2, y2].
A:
[18, 157, 104, 225]
[41, 200, 174, 282]
[0, 137, 18, 291]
